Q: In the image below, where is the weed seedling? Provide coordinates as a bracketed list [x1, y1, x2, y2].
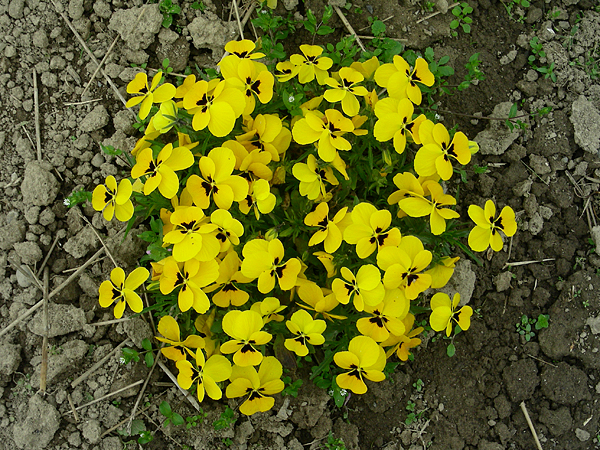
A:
[516, 314, 549, 341]
[159, 0, 181, 28]
[323, 432, 347, 450]
[450, 2, 473, 37]
[159, 401, 185, 427]
[213, 406, 236, 431]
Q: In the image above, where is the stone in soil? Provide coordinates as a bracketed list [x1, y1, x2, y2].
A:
[501, 358, 539, 403]
[79, 105, 110, 133]
[0, 343, 22, 377]
[474, 102, 524, 155]
[571, 95, 600, 155]
[28, 303, 87, 337]
[63, 225, 100, 259]
[20, 161, 59, 207]
[187, 13, 237, 62]
[31, 340, 88, 389]
[12, 395, 60, 449]
[108, 5, 163, 51]
[540, 361, 591, 405]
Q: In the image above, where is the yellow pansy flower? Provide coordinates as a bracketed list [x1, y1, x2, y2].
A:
[210, 209, 244, 253]
[98, 267, 149, 319]
[382, 313, 423, 361]
[236, 114, 291, 163]
[334, 336, 386, 394]
[226, 356, 284, 415]
[224, 59, 274, 115]
[176, 349, 232, 402]
[374, 97, 426, 154]
[426, 256, 460, 289]
[324, 67, 369, 117]
[250, 297, 287, 324]
[374, 56, 434, 104]
[275, 60, 300, 82]
[414, 121, 471, 181]
[186, 146, 249, 210]
[284, 309, 326, 357]
[163, 206, 220, 262]
[130, 143, 194, 199]
[304, 203, 350, 254]
[155, 315, 205, 362]
[350, 56, 380, 81]
[343, 202, 402, 259]
[376, 236, 432, 300]
[92, 176, 134, 222]
[220, 310, 272, 366]
[397, 180, 460, 235]
[238, 179, 277, 219]
[292, 154, 338, 201]
[240, 238, 302, 294]
[356, 290, 409, 342]
[151, 100, 178, 134]
[182, 79, 246, 137]
[204, 251, 251, 308]
[331, 265, 385, 312]
[289, 44, 333, 84]
[292, 109, 354, 162]
[430, 293, 473, 337]
[296, 281, 346, 321]
[314, 251, 337, 278]
[126, 71, 176, 120]
[468, 200, 517, 252]
[159, 258, 219, 313]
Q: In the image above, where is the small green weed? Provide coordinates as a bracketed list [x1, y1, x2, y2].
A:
[64, 187, 92, 208]
[502, 0, 530, 22]
[213, 406, 236, 431]
[190, 0, 205, 11]
[303, 6, 335, 37]
[450, 2, 473, 37]
[117, 419, 154, 445]
[323, 432, 347, 450]
[159, 401, 185, 427]
[120, 339, 155, 368]
[185, 409, 207, 429]
[159, 0, 181, 28]
[516, 314, 549, 341]
[528, 37, 556, 82]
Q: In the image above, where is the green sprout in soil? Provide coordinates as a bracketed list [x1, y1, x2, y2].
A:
[450, 2, 473, 37]
[516, 314, 549, 341]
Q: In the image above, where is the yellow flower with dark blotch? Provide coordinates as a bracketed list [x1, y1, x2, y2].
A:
[292, 109, 354, 162]
[160, 258, 219, 313]
[387, 172, 425, 212]
[92, 176, 134, 222]
[292, 154, 338, 201]
[414, 121, 471, 181]
[304, 202, 350, 254]
[186, 146, 249, 210]
[176, 349, 232, 402]
[98, 267, 149, 319]
[374, 97, 426, 154]
[130, 143, 194, 199]
[426, 256, 460, 289]
[374, 56, 434, 105]
[220, 310, 272, 366]
[381, 313, 423, 361]
[194, 309, 219, 357]
[350, 56, 380, 81]
[334, 336, 386, 394]
[224, 59, 274, 115]
[204, 251, 251, 308]
[350, 115, 368, 137]
[155, 315, 205, 362]
[230, 145, 273, 181]
[225, 39, 266, 60]
[284, 309, 326, 357]
[241, 238, 302, 294]
[275, 60, 300, 82]
[343, 202, 402, 259]
[330, 152, 349, 181]
[290, 45, 333, 84]
[468, 200, 517, 252]
[174, 74, 197, 104]
[324, 67, 369, 116]
[356, 292, 408, 342]
[376, 236, 432, 300]
[398, 180, 460, 235]
[226, 356, 284, 415]
[210, 209, 244, 253]
[133, 130, 161, 156]
[163, 206, 220, 262]
[331, 265, 385, 312]
[182, 79, 246, 137]
[238, 179, 276, 219]
[160, 187, 195, 236]
[314, 251, 336, 278]
[430, 293, 473, 337]
[126, 71, 176, 120]
[151, 100, 178, 134]
[296, 281, 346, 321]
[251, 297, 287, 324]
[236, 114, 291, 163]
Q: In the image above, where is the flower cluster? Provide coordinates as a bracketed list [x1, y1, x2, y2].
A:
[93, 38, 517, 415]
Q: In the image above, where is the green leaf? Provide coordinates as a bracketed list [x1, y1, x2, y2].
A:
[424, 47, 434, 62]
[450, 19, 460, 29]
[535, 314, 549, 329]
[171, 413, 185, 426]
[131, 419, 146, 436]
[447, 343, 456, 357]
[371, 19, 386, 36]
[141, 338, 153, 352]
[331, 379, 347, 408]
[162, 15, 173, 28]
[159, 401, 172, 417]
[452, 6, 461, 16]
[323, 5, 333, 22]
[439, 55, 450, 65]
[145, 352, 154, 368]
[138, 431, 154, 444]
[462, 23, 471, 33]
[121, 348, 140, 364]
[317, 26, 334, 35]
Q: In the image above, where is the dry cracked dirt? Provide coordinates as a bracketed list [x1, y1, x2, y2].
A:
[0, 0, 600, 449]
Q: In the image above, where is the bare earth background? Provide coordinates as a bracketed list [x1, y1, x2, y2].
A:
[0, 0, 599, 449]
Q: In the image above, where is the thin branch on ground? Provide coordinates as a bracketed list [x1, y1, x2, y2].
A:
[76, 210, 118, 268]
[416, 2, 460, 24]
[67, 393, 80, 422]
[65, 380, 145, 414]
[89, 318, 130, 327]
[7, 259, 43, 291]
[357, 15, 394, 32]
[503, 258, 555, 269]
[520, 401, 544, 450]
[37, 233, 62, 278]
[157, 360, 201, 412]
[39, 267, 50, 394]
[232, 0, 244, 40]
[71, 339, 132, 388]
[526, 353, 557, 368]
[126, 351, 161, 435]
[32, 68, 42, 161]
[334, 5, 366, 52]
[63, 98, 102, 106]
[81, 35, 120, 99]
